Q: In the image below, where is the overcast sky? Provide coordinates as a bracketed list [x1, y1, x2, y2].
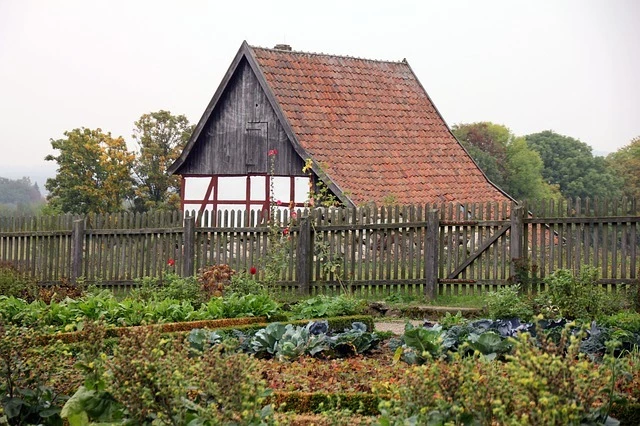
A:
[1, 0, 639, 188]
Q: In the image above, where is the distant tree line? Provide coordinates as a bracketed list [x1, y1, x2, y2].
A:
[5, 115, 637, 216]
[0, 177, 45, 216]
[452, 122, 639, 202]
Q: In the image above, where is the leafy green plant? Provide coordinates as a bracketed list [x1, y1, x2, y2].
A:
[0, 291, 280, 332]
[290, 295, 366, 320]
[250, 322, 287, 358]
[245, 320, 378, 361]
[187, 328, 223, 353]
[276, 323, 329, 361]
[331, 322, 379, 357]
[394, 322, 444, 364]
[486, 284, 534, 321]
[464, 331, 512, 360]
[439, 311, 467, 328]
[192, 293, 280, 321]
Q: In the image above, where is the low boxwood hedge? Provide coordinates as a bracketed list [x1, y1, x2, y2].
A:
[271, 391, 380, 415]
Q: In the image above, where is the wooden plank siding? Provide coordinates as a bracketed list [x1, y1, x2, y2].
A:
[175, 58, 306, 177]
[0, 198, 638, 296]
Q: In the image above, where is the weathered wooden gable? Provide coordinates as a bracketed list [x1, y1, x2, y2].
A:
[176, 58, 306, 177]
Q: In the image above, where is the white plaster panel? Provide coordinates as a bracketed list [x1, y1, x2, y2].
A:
[272, 177, 291, 204]
[217, 177, 247, 201]
[184, 177, 212, 200]
[294, 177, 311, 203]
[250, 176, 266, 200]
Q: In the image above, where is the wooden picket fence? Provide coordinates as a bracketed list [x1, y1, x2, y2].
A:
[0, 198, 638, 297]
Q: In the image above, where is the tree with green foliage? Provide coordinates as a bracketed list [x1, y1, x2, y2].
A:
[606, 136, 640, 199]
[452, 122, 560, 201]
[131, 110, 193, 212]
[45, 128, 135, 214]
[452, 122, 509, 189]
[525, 130, 622, 200]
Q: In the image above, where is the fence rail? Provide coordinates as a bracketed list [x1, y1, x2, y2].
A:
[0, 198, 638, 297]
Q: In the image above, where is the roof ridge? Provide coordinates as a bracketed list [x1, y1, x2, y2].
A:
[249, 44, 407, 65]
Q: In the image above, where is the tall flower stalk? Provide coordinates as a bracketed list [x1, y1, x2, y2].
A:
[261, 149, 291, 289]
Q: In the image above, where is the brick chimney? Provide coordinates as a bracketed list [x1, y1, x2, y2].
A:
[273, 44, 292, 51]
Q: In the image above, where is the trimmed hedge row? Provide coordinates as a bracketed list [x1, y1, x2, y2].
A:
[36, 316, 269, 344]
[268, 394, 640, 422]
[271, 391, 380, 415]
[36, 315, 376, 345]
[185, 315, 375, 338]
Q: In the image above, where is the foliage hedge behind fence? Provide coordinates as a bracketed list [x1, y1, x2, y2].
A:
[0, 198, 637, 297]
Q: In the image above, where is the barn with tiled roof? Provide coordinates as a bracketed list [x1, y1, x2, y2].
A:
[169, 41, 511, 215]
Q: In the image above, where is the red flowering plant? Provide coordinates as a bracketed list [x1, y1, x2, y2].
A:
[162, 258, 176, 283]
[227, 265, 267, 295]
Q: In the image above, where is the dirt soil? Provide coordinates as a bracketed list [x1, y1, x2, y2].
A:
[374, 319, 423, 335]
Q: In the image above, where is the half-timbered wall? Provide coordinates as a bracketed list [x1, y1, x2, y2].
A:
[176, 58, 309, 216]
[182, 175, 310, 218]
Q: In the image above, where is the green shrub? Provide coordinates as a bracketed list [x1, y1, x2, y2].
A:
[380, 327, 619, 425]
[131, 273, 202, 306]
[107, 327, 272, 425]
[544, 267, 622, 320]
[1, 323, 72, 425]
[227, 272, 267, 296]
[486, 285, 534, 320]
[0, 261, 37, 301]
[601, 311, 640, 334]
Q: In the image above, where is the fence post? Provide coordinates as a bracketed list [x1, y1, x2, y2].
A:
[71, 219, 84, 284]
[183, 215, 196, 277]
[510, 205, 525, 279]
[424, 209, 439, 299]
[296, 216, 313, 295]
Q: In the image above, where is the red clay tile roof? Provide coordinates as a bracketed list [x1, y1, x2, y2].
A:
[250, 45, 510, 206]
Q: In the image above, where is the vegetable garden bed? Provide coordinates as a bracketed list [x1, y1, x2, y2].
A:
[2, 266, 640, 425]
[3, 313, 640, 425]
